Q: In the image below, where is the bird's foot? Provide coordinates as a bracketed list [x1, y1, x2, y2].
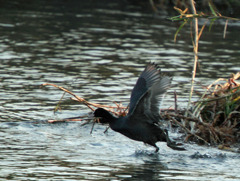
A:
[164, 129, 186, 151]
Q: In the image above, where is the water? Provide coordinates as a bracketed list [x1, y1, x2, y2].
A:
[0, 0, 240, 180]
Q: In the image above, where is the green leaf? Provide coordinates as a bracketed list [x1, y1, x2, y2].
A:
[174, 20, 188, 42]
[167, 15, 186, 22]
[208, 1, 217, 16]
[209, 18, 217, 31]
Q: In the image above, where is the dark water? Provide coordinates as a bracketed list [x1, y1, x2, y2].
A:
[0, 0, 240, 180]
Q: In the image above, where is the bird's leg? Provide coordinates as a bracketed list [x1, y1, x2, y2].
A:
[152, 143, 159, 152]
[164, 129, 186, 151]
[164, 129, 176, 145]
[147, 142, 159, 152]
[104, 126, 110, 133]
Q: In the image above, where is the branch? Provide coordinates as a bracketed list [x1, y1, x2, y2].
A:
[41, 83, 127, 112]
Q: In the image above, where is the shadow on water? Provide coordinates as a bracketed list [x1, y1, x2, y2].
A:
[0, 0, 240, 180]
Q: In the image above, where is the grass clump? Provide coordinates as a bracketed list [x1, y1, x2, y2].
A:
[164, 73, 240, 150]
[192, 73, 240, 145]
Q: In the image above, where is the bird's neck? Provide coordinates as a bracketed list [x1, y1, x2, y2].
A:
[109, 116, 125, 132]
[105, 112, 118, 121]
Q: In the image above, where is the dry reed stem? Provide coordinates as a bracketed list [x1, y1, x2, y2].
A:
[41, 83, 128, 123]
[223, 19, 228, 38]
[42, 83, 95, 111]
[186, 0, 199, 117]
[42, 83, 127, 112]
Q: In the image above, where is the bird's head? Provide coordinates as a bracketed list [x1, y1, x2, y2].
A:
[93, 108, 116, 123]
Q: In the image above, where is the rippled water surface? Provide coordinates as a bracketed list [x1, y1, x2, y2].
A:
[0, 0, 240, 180]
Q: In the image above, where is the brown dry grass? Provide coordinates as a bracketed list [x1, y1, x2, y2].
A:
[163, 72, 240, 150]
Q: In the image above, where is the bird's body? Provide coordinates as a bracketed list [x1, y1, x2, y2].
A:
[94, 63, 185, 152]
[108, 115, 166, 151]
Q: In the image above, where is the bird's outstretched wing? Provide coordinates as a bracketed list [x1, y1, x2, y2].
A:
[128, 63, 171, 124]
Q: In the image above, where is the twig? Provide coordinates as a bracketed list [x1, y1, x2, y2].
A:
[104, 126, 110, 133]
[195, 87, 240, 103]
[42, 83, 127, 112]
[90, 122, 96, 134]
[168, 14, 240, 22]
[42, 83, 95, 111]
[166, 113, 209, 144]
[174, 91, 178, 114]
[71, 97, 127, 110]
[223, 19, 228, 39]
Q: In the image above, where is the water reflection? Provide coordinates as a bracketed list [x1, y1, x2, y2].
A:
[0, 0, 240, 180]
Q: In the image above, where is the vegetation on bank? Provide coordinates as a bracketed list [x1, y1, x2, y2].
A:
[163, 74, 240, 149]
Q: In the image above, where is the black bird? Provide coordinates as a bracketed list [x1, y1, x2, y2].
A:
[93, 63, 185, 152]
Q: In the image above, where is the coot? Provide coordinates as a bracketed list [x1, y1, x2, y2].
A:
[94, 63, 185, 152]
